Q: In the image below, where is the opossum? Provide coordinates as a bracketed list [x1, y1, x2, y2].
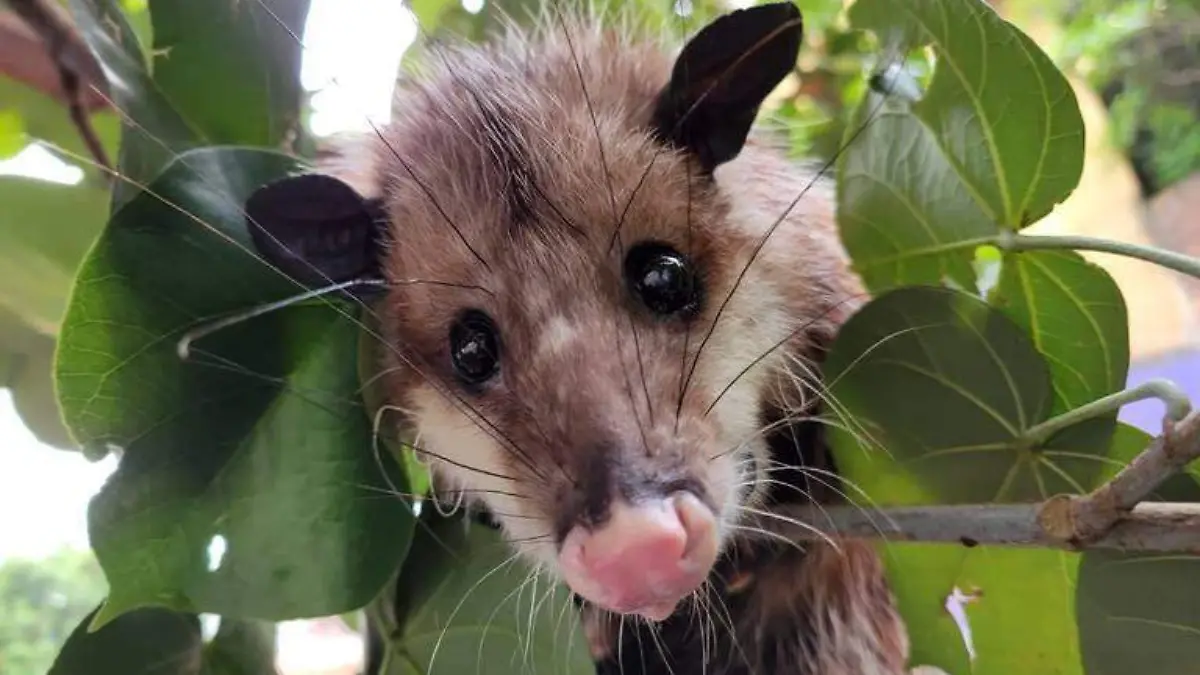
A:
[245, 3, 918, 673]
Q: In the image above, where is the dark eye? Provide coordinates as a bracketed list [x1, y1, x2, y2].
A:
[624, 242, 699, 316]
[449, 310, 501, 385]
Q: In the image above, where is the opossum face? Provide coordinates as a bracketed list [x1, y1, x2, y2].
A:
[245, 3, 856, 622]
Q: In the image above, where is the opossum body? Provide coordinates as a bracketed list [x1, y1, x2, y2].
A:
[245, 3, 912, 673]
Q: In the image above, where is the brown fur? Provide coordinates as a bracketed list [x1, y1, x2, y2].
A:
[318, 8, 910, 674]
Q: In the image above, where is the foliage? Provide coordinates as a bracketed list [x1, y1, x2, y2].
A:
[0, 548, 107, 675]
[1027, 0, 1200, 196]
[0, 0, 1195, 673]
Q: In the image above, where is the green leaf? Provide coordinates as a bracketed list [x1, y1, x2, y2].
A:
[883, 544, 1083, 675]
[0, 108, 24, 158]
[0, 175, 107, 450]
[837, 101, 996, 292]
[0, 176, 109, 332]
[824, 285, 1056, 504]
[3, 319, 76, 449]
[147, 0, 312, 147]
[848, 0, 1085, 228]
[386, 514, 594, 674]
[989, 250, 1129, 460]
[67, 0, 200, 207]
[409, 0, 457, 33]
[1077, 549, 1200, 675]
[837, 0, 1087, 293]
[991, 250, 1129, 417]
[1075, 424, 1200, 675]
[54, 146, 414, 625]
[49, 605, 203, 675]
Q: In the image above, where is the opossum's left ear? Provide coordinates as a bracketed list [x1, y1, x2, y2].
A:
[245, 173, 388, 290]
[651, 2, 802, 172]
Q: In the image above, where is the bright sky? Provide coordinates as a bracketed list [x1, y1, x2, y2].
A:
[0, 0, 418, 562]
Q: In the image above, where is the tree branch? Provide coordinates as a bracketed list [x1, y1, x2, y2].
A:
[759, 502, 1200, 553]
[2, 1, 113, 174]
[755, 410, 1200, 554]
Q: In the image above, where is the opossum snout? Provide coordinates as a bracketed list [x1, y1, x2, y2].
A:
[558, 492, 718, 621]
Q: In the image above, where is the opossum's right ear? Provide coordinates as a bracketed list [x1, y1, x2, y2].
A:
[652, 2, 802, 172]
[245, 173, 388, 290]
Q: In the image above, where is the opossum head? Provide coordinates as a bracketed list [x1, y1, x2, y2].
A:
[245, 2, 863, 622]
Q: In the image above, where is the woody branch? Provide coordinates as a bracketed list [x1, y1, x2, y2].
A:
[756, 410, 1200, 554]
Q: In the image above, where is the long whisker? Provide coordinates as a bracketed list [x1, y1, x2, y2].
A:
[677, 56, 902, 408]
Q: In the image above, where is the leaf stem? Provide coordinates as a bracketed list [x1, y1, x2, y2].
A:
[1023, 379, 1192, 446]
[997, 230, 1200, 281]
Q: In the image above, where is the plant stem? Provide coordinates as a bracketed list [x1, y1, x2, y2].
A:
[1023, 379, 1192, 446]
[997, 230, 1200, 281]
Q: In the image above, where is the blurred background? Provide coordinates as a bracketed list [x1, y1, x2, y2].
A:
[0, 0, 1196, 673]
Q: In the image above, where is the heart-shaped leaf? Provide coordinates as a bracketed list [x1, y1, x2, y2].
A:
[54, 146, 414, 626]
[824, 285, 1054, 504]
[837, 0, 1086, 294]
[848, 0, 1085, 228]
[384, 514, 594, 674]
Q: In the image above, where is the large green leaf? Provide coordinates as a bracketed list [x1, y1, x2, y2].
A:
[385, 514, 594, 674]
[825, 285, 1055, 504]
[54, 146, 414, 626]
[823, 287, 1146, 675]
[837, 0, 1086, 293]
[147, 0, 311, 147]
[881, 543, 1082, 675]
[848, 0, 1084, 227]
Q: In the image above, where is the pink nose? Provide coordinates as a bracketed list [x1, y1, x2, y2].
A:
[558, 492, 718, 621]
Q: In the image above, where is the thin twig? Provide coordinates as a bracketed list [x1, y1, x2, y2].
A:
[5, 0, 114, 175]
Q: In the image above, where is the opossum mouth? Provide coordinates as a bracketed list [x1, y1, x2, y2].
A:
[557, 492, 720, 622]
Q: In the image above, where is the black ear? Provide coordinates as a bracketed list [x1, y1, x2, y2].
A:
[245, 173, 387, 291]
[651, 2, 803, 172]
